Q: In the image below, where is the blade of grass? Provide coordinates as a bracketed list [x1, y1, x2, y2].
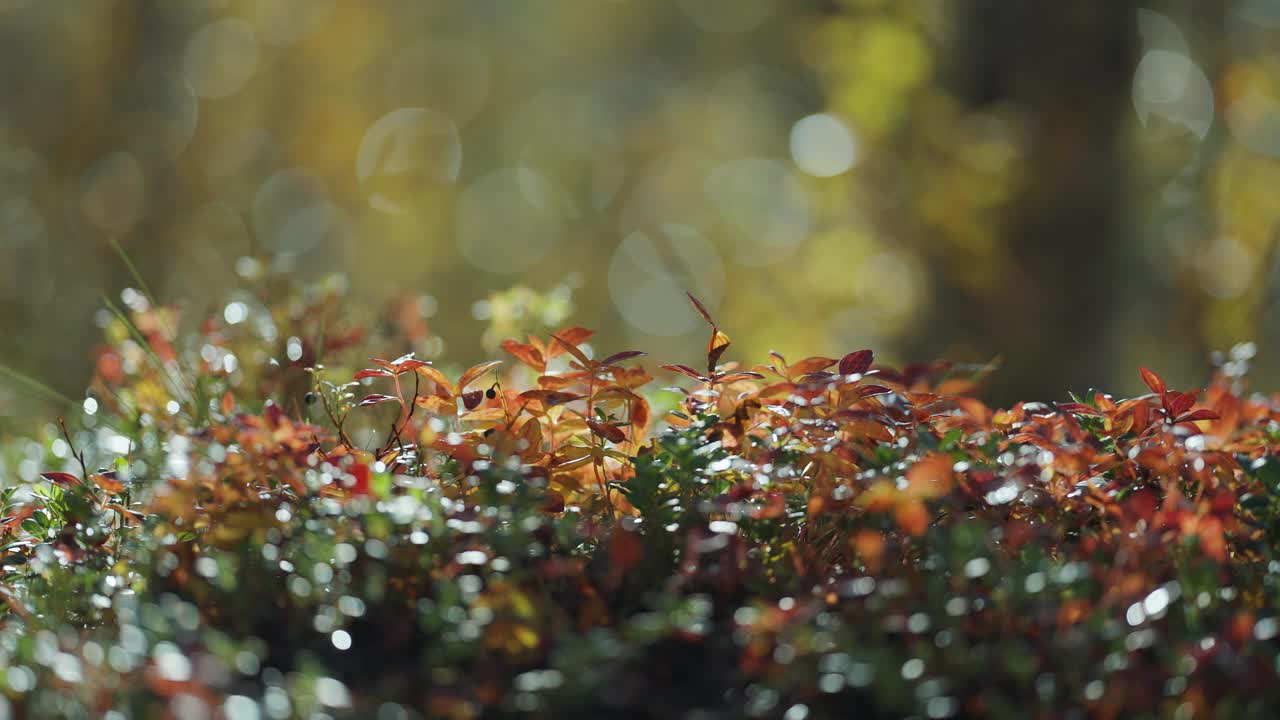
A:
[102, 294, 193, 403]
[0, 363, 79, 408]
[109, 237, 175, 338]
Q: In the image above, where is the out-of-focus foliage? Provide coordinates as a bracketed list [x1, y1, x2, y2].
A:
[2, 281, 1280, 717]
[6, 1, 1280, 423]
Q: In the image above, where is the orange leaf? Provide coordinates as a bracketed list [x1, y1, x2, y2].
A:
[906, 453, 953, 500]
[92, 472, 125, 494]
[546, 327, 594, 359]
[608, 526, 644, 587]
[415, 365, 455, 398]
[895, 499, 930, 536]
[788, 356, 838, 377]
[707, 330, 731, 373]
[458, 360, 504, 391]
[1139, 367, 1166, 396]
[587, 420, 627, 444]
[838, 350, 874, 377]
[501, 340, 545, 371]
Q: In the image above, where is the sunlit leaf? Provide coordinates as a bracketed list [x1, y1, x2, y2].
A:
[501, 340, 545, 371]
[415, 364, 455, 397]
[359, 393, 400, 407]
[1140, 366, 1166, 395]
[458, 360, 503, 391]
[545, 326, 594, 359]
[92, 471, 124, 494]
[461, 389, 485, 410]
[354, 368, 393, 381]
[40, 472, 80, 487]
[662, 364, 708, 383]
[598, 350, 646, 367]
[586, 419, 627, 444]
[839, 350, 874, 376]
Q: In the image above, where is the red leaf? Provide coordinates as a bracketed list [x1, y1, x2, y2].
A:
[546, 327, 594, 359]
[839, 350, 875, 377]
[707, 330, 731, 373]
[461, 389, 485, 410]
[1167, 391, 1197, 418]
[587, 419, 627, 444]
[608, 526, 644, 588]
[788, 356, 838, 376]
[1056, 402, 1103, 417]
[414, 365, 455, 398]
[686, 292, 717, 328]
[92, 472, 125, 494]
[358, 394, 399, 407]
[458, 360, 503, 391]
[1175, 409, 1220, 424]
[518, 390, 584, 407]
[715, 371, 765, 384]
[354, 368, 392, 381]
[40, 472, 81, 487]
[1139, 367, 1166, 396]
[501, 340, 545, 371]
[855, 384, 893, 399]
[551, 333, 593, 367]
[661, 364, 709, 383]
[598, 350, 646, 367]
[394, 358, 431, 374]
[350, 463, 372, 496]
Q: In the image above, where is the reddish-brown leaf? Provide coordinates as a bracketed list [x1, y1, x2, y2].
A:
[855, 384, 893, 399]
[1175, 409, 1220, 424]
[92, 472, 125, 494]
[354, 368, 393, 381]
[551, 333, 593, 367]
[1139, 367, 1166, 396]
[686, 292, 717, 328]
[789, 356, 838, 377]
[587, 420, 627, 444]
[40, 472, 81, 487]
[518, 390, 584, 407]
[707, 330, 731, 373]
[458, 360, 503, 391]
[394, 358, 431, 374]
[415, 365, 455, 397]
[716, 371, 765, 384]
[1167, 391, 1197, 418]
[358, 394, 400, 407]
[839, 350, 875, 377]
[1056, 402, 1103, 417]
[461, 389, 485, 410]
[414, 395, 455, 414]
[546, 327, 594, 359]
[608, 526, 644, 587]
[501, 340, 545, 371]
[662, 364, 709, 383]
[598, 350, 646, 367]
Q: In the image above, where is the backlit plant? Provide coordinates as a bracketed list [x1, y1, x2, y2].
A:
[1, 277, 1279, 719]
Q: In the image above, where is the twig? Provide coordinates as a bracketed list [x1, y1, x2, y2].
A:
[57, 417, 91, 482]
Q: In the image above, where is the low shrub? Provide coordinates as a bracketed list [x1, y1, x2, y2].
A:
[2, 280, 1279, 719]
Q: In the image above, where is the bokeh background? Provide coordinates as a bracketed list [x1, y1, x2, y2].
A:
[2, 0, 1280, 424]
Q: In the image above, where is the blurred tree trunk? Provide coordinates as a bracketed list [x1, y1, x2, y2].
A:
[949, 1, 1139, 405]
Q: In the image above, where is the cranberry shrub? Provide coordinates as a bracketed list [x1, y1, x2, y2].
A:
[1, 279, 1278, 719]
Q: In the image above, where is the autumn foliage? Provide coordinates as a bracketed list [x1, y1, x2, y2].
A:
[3, 283, 1280, 719]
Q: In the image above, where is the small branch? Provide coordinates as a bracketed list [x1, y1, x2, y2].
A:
[58, 417, 91, 482]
